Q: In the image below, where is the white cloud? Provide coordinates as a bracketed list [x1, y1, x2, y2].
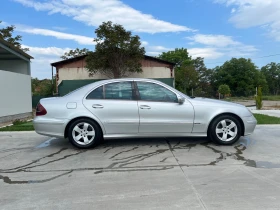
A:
[148, 45, 172, 51]
[17, 26, 95, 45]
[214, 0, 280, 41]
[22, 45, 73, 79]
[141, 41, 149, 46]
[13, 0, 194, 34]
[231, 8, 236, 13]
[23, 45, 72, 57]
[187, 33, 257, 59]
[188, 48, 224, 59]
[187, 34, 239, 47]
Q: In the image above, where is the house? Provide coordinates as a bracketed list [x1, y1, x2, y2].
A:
[0, 38, 33, 123]
[51, 55, 176, 95]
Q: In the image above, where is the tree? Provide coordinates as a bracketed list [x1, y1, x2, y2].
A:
[214, 58, 267, 97]
[0, 21, 29, 52]
[255, 86, 263, 110]
[158, 48, 197, 94]
[86, 21, 145, 78]
[32, 78, 53, 96]
[60, 48, 89, 60]
[192, 57, 215, 97]
[218, 84, 231, 98]
[261, 62, 280, 95]
[158, 48, 192, 65]
[158, 49, 214, 96]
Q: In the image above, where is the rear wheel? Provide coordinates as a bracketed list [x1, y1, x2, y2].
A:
[209, 115, 241, 145]
[68, 118, 102, 149]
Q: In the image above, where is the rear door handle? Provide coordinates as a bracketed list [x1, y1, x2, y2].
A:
[140, 105, 151, 109]
[92, 104, 104, 109]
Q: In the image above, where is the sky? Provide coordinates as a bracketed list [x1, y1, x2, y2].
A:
[1, 0, 280, 79]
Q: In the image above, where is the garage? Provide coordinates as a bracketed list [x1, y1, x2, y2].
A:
[0, 38, 33, 123]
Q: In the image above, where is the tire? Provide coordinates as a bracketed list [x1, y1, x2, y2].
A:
[68, 118, 102, 149]
[208, 115, 241, 145]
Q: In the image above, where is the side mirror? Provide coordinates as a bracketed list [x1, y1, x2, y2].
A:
[178, 96, 185, 104]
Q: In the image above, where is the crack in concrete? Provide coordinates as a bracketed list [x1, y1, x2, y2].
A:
[0, 139, 272, 185]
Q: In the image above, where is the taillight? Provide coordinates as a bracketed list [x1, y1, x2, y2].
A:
[36, 103, 47, 116]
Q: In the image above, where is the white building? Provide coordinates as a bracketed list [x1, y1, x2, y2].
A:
[0, 38, 33, 123]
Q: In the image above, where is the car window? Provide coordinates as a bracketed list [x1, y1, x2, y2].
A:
[136, 82, 178, 103]
[86, 86, 104, 99]
[104, 82, 133, 100]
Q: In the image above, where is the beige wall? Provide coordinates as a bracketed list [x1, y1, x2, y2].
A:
[58, 67, 172, 85]
[0, 70, 32, 117]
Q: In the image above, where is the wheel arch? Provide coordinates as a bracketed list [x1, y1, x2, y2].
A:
[207, 113, 245, 137]
[64, 116, 104, 138]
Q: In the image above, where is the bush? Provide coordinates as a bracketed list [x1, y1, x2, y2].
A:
[12, 119, 26, 125]
[255, 86, 263, 110]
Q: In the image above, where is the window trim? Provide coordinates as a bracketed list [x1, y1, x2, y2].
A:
[134, 81, 179, 103]
[86, 81, 137, 101]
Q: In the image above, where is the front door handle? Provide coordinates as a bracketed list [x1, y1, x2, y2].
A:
[92, 104, 104, 109]
[140, 105, 151, 109]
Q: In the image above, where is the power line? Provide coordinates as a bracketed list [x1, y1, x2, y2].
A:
[205, 53, 280, 65]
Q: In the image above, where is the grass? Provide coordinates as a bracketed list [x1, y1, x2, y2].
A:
[253, 114, 280, 124]
[0, 114, 279, 131]
[0, 121, 34, 131]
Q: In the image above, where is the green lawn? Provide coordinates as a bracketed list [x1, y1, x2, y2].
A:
[253, 114, 280, 124]
[0, 121, 34, 131]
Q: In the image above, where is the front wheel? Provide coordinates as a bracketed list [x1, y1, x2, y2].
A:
[208, 115, 241, 145]
[68, 118, 102, 149]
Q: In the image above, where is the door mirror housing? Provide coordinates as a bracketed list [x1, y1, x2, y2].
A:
[178, 96, 185, 104]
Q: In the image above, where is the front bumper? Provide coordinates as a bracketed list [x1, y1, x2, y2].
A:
[242, 115, 257, 136]
[33, 117, 68, 138]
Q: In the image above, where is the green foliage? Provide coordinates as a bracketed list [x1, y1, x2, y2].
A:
[61, 48, 89, 60]
[0, 20, 29, 52]
[32, 78, 54, 96]
[214, 58, 267, 97]
[218, 84, 231, 95]
[158, 48, 191, 65]
[0, 121, 34, 131]
[86, 21, 145, 78]
[253, 114, 280, 124]
[255, 86, 263, 110]
[261, 62, 280, 95]
[12, 119, 27, 125]
[158, 49, 214, 96]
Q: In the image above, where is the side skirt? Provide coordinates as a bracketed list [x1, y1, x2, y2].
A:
[104, 133, 207, 139]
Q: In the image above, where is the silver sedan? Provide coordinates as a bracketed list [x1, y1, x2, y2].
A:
[34, 78, 257, 148]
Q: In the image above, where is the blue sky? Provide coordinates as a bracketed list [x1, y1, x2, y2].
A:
[1, 0, 280, 79]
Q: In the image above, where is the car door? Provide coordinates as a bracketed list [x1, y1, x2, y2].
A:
[82, 81, 139, 134]
[136, 81, 194, 133]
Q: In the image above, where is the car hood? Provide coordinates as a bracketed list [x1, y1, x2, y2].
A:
[188, 97, 245, 108]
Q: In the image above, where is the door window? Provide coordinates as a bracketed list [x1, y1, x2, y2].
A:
[87, 82, 133, 100]
[136, 82, 178, 103]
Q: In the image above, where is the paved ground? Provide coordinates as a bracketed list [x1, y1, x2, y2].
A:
[1, 126, 280, 210]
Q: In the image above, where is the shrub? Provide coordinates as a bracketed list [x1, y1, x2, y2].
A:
[255, 86, 263, 110]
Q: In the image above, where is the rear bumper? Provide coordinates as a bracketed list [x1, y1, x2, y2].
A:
[33, 117, 68, 138]
[242, 115, 257, 136]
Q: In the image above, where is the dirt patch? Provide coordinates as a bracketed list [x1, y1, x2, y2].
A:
[231, 100, 280, 110]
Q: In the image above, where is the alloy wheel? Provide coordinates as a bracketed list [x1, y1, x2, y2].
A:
[72, 122, 95, 145]
[215, 119, 238, 142]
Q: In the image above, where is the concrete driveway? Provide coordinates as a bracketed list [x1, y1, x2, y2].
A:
[1, 125, 280, 210]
